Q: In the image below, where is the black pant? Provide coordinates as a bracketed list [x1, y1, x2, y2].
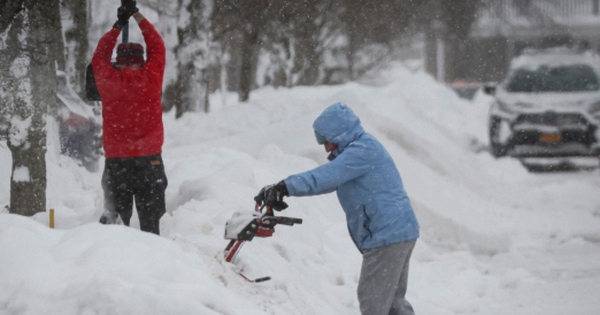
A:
[102, 154, 167, 234]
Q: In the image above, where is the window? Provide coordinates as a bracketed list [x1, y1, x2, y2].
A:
[505, 64, 600, 93]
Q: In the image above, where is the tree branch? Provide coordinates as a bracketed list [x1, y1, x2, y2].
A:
[0, 0, 24, 33]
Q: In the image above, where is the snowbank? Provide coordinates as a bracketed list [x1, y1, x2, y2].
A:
[1, 62, 600, 315]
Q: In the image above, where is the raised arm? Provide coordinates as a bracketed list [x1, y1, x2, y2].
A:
[133, 11, 145, 24]
[134, 12, 165, 84]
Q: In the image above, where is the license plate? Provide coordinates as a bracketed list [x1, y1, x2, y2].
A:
[539, 133, 561, 143]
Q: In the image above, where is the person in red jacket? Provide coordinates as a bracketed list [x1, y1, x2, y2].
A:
[92, 1, 167, 235]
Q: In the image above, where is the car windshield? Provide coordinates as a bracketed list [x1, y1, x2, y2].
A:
[504, 64, 600, 93]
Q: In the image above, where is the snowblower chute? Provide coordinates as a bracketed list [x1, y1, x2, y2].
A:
[224, 204, 302, 282]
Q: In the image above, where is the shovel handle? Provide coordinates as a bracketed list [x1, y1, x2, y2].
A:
[120, 0, 129, 43]
[122, 24, 129, 43]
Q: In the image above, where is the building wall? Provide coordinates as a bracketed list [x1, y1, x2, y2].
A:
[429, 0, 600, 84]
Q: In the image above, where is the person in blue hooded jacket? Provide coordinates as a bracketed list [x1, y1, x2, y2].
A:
[254, 102, 420, 315]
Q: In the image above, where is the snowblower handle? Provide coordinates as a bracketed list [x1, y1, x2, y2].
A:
[255, 203, 274, 216]
[275, 217, 303, 226]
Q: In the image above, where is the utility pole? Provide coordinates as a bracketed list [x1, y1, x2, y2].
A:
[431, 17, 446, 83]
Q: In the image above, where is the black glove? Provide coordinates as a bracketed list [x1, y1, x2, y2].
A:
[254, 181, 289, 211]
[112, 6, 131, 30]
[122, 0, 139, 15]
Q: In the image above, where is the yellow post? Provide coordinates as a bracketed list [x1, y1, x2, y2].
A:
[49, 208, 55, 229]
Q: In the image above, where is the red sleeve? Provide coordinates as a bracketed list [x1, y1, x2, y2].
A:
[91, 28, 120, 80]
[139, 19, 165, 86]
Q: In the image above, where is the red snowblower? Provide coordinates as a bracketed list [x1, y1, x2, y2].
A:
[224, 204, 302, 283]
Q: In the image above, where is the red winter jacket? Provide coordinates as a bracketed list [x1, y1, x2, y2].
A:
[92, 19, 165, 158]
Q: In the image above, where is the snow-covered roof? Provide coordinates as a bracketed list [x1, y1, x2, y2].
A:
[472, 0, 600, 39]
[509, 47, 600, 69]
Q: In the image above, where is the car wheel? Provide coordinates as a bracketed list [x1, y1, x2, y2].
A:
[489, 116, 507, 158]
[520, 161, 549, 173]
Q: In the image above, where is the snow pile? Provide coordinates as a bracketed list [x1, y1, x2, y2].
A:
[1, 62, 600, 315]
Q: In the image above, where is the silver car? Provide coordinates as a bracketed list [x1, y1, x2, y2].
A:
[484, 48, 600, 169]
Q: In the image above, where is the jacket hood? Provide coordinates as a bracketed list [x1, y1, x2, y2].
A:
[312, 102, 364, 150]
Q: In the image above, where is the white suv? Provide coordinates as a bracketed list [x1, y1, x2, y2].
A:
[484, 48, 600, 167]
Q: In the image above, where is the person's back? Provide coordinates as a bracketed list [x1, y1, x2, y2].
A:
[92, 13, 165, 158]
[92, 2, 168, 235]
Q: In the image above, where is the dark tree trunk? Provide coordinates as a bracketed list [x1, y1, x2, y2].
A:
[63, 0, 90, 96]
[4, 0, 58, 216]
[173, 0, 209, 117]
[9, 136, 47, 216]
[175, 60, 197, 118]
[0, 0, 23, 33]
[238, 29, 257, 102]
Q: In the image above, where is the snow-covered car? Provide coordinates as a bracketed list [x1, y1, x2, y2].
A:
[56, 71, 101, 172]
[484, 48, 600, 164]
[449, 80, 482, 100]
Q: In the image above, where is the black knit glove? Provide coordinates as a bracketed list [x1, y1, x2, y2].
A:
[254, 181, 289, 211]
[112, 6, 130, 30]
[122, 0, 139, 16]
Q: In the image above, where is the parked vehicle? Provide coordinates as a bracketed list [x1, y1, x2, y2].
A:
[449, 80, 482, 100]
[484, 48, 600, 170]
[56, 71, 101, 172]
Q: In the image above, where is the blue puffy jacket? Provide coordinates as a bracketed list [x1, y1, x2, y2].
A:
[283, 103, 419, 253]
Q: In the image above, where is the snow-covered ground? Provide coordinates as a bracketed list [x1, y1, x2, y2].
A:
[1, 62, 600, 315]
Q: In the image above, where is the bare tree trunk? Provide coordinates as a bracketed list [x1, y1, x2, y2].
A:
[0, 1, 25, 142]
[5, 0, 58, 216]
[62, 0, 90, 96]
[0, 0, 23, 33]
[175, 60, 204, 118]
[211, 0, 272, 102]
[173, 0, 210, 117]
[51, 0, 66, 72]
[238, 29, 257, 102]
